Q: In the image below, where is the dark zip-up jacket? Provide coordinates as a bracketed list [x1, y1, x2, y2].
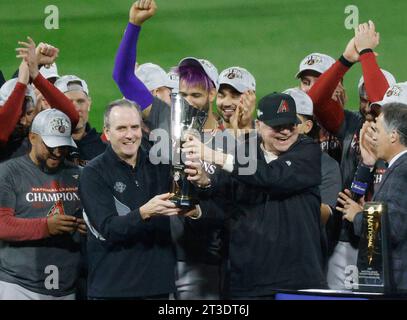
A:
[79, 145, 175, 298]
[202, 135, 327, 296]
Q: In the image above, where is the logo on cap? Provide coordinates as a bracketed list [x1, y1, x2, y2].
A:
[50, 118, 69, 134]
[257, 109, 264, 117]
[226, 69, 243, 80]
[305, 55, 322, 66]
[277, 100, 290, 113]
[386, 86, 401, 97]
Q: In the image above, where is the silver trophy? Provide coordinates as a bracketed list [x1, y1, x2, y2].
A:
[169, 93, 207, 209]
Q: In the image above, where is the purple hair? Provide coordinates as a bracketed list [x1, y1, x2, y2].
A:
[176, 64, 214, 92]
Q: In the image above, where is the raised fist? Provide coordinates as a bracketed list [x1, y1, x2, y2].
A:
[129, 0, 157, 26]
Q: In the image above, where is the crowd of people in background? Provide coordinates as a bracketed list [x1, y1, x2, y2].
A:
[1, 0, 407, 300]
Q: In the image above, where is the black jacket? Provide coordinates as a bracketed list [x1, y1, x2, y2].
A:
[202, 135, 327, 296]
[79, 145, 175, 298]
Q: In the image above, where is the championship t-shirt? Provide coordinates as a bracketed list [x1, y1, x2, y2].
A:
[0, 155, 82, 296]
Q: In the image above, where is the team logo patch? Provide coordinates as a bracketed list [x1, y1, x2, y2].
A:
[277, 100, 290, 113]
[285, 161, 292, 166]
[386, 86, 401, 97]
[47, 200, 65, 217]
[226, 68, 243, 80]
[114, 181, 126, 193]
[305, 55, 322, 66]
[50, 117, 70, 135]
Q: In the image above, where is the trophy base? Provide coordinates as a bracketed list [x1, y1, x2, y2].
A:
[169, 195, 197, 210]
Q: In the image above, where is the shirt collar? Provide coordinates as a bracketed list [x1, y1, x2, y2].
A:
[260, 143, 278, 163]
[388, 149, 407, 168]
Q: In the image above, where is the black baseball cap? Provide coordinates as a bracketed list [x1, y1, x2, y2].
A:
[257, 92, 300, 127]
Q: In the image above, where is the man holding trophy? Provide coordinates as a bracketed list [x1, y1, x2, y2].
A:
[337, 97, 407, 294]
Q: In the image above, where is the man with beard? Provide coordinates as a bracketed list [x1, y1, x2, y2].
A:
[0, 37, 79, 162]
[112, 0, 228, 299]
[0, 109, 86, 299]
[304, 21, 396, 290]
[216, 66, 256, 132]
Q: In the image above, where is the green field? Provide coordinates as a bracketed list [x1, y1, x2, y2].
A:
[1, 0, 406, 130]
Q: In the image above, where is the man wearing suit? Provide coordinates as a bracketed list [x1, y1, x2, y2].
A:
[337, 102, 407, 293]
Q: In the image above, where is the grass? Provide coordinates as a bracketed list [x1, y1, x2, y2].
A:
[1, 0, 406, 130]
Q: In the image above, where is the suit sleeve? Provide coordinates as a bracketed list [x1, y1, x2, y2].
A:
[384, 171, 407, 245]
[79, 165, 151, 243]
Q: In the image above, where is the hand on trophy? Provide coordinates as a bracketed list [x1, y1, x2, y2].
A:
[182, 134, 214, 163]
[184, 153, 211, 188]
[336, 189, 363, 222]
[129, 0, 157, 26]
[139, 193, 182, 220]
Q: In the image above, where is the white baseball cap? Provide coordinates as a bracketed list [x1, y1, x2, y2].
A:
[283, 87, 313, 116]
[371, 82, 407, 107]
[295, 53, 335, 78]
[219, 66, 256, 93]
[54, 75, 89, 95]
[39, 63, 60, 80]
[178, 57, 219, 90]
[0, 78, 37, 107]
[135, 63, 173, 91]
[358, 69, 396, 98]
[31, 109, 76, 148]
[167, 67, 179, 92]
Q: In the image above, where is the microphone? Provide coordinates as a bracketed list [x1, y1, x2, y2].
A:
[350, 163, 374, 201]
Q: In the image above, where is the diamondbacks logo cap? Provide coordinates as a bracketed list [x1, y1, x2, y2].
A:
[39, 63, 60, 81]
[358, 69, 396, 98]
[135, 62, 173, 91]
[167, 67, 180, 91]
[257, 93, 300, 127]
[31, 109, 77, 148]
[371, 82, 407, 107]
[178, 57, 219, 90]
[54, 75, 89, 96]
[283, 87, 313, 116]
[295, 53, 335, 78]
[0, 78, 37, 107]
[219, 66, 256, 93]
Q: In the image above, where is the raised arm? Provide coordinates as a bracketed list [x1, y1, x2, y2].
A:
[16, 37, 79, 128]
[307, 38, 359, 134]
[355, 20, 390, 103]
[0, 62, 29, 145]
[112, 0, 157, 111]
